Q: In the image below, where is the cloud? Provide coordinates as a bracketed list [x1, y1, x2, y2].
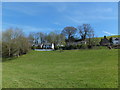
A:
[3, 2, 117, 21]
[102, 31, 116, 35]
[66, 16, 89, 24]
[65, 13, 117, 25]
[56, 5, 67, 13]
[3, 23, 54, 33]
[2, 3, 44, 16]
[94, 8, 114, 13]
[63, 6, 117, 24]
[54, 22, 61, 26]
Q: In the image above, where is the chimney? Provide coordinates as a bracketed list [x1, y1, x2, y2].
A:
[104, 36, 106, 39]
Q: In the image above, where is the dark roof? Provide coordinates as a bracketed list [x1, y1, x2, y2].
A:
[75, 39, 83, 42]
[65, 39, 85, 42]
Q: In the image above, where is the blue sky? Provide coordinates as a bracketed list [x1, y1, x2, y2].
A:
[2, 2, 118, 37]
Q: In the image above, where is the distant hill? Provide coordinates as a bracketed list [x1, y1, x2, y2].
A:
[83, 35, 120, 42]
[93, 35, 120, 42]
[106, 35, 120, 38]
[97, 35, 119, 39]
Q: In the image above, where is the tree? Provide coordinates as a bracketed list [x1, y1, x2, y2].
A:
[28, 32, 35, 45]
[45, 32, 65, 46]
[78, 24, 94, 45]
[38, 32, 46, 44]
[45, 32, 56, 43]
[28, 32, 47, 45]
[33, 32, 40, 45]
[2, 28, 30, 58]
[90, 37, 100, 46]
[2, 28, 14, 57]
[109, 37, 113, 45]
[62, 26, 77, 42]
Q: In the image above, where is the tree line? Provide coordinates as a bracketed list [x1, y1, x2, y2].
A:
[2, 24, 98, 58]
[2, 28, 30, 58]
[62, 24, 95, 45]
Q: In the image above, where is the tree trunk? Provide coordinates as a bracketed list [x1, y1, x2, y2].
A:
[8, 47, 11, 57]
[88, 38, 90, 45]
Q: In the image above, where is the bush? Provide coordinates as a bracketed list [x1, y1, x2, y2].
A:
[80, 44, 88, 49]
[87, 45, 93, 49]
[112, 45, 120, 49]
[93, 46, 108, 49]
[36, 46, 42, 49]
[31, 46, 36, 50]
[54, 46, 59, 50]
[65, 45, 77, 50]
[61, 44, 89, 50]
[69, 45, 74, 49]
[76, 45, 81, 49]
[57, 44, 110, 50]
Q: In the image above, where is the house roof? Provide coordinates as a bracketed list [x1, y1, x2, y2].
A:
[112, 37, 120, 40]
[65, 39, 85, 42]
[75, 39, 83, 42]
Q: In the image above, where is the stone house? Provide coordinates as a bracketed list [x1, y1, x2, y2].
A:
[65, 39, 87, 46]
[99, 36, 110, 46]
[111, 37, 120, 45]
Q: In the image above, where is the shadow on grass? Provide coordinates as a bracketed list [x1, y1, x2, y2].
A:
[2, 57, 18, 62]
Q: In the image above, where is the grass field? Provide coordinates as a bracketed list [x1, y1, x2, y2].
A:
[2, 49, 118, 88]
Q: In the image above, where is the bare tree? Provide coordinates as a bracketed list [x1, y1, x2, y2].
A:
[38, 32, 46, 44]
[78, 24, 94, 45]
[28, 32, 47, 45]
[28, 32, 35, 45]
[45, 32, 65, 46]
[2, 28, 14, 57]
[2, 28, 30, 58]
[62, 26, 77, 42]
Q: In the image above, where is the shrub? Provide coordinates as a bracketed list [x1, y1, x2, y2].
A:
[87, 45, 93, 49]
[93, 46, 108, 49]
[76, 45, 81, 49]
[80, 44, 88, 49]
[31, 46, 36, 50]
[54, 46, 59, 50]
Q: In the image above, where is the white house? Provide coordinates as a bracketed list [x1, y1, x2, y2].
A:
[40, 43, 54, 49]
[112, 37, 120, 45]
[51, 43, 54, 49]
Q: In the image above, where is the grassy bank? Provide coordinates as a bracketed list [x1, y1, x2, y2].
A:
[2, 49, 118, 88]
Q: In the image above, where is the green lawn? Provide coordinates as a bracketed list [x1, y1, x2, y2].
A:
[2, 49, 118, 88]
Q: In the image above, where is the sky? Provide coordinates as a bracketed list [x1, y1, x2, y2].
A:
[2, 2, 118, 37]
